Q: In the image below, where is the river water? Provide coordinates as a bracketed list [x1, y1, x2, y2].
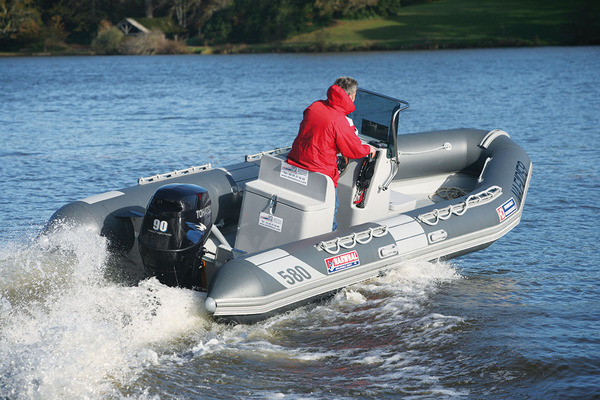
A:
[0, 47, 599, 399]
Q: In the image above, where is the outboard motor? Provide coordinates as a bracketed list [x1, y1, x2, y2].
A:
[138, 184, 212, 290]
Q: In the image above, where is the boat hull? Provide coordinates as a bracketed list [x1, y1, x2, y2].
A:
[204, 129, 532, 323]
[46, 128, 532, 323]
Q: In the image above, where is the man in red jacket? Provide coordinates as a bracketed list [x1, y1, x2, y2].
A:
[287, 77, 376, 230]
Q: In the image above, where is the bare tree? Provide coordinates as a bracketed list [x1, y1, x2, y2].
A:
[145, 0, 153, 18]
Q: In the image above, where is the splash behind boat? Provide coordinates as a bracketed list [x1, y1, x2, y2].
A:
[48, 89, 532, 323]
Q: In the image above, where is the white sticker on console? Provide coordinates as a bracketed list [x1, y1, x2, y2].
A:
[259, 212, 283, 232]
[280, 161, 308, 185]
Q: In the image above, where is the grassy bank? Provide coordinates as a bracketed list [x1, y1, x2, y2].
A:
[208, 0, 599, 53]
[2, 0, 598, 56]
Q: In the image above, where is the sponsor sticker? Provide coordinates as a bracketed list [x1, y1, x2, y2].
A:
[497, 197, 517, 222]
[259, 212, 283, 232]
[280, 161, 309, 186]
[325, 250, 360, 274]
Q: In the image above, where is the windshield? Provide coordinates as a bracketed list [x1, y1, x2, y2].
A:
[348, 89, 409, 153]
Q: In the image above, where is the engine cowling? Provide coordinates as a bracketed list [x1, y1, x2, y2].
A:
[138, 184, 212, 290]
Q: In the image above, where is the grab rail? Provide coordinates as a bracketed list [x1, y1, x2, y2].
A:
[138, 164, 212, 185]
[418, 186, 503, 226]
[245, 146, 292, 162]
[316, 225, 388, 255]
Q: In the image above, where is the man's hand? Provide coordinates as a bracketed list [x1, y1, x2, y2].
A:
[369, 145, 377, 157]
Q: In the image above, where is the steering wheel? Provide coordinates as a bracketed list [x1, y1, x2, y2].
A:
[337, 154, 349, 177]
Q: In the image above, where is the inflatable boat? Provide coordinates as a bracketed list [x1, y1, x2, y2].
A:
[48, 89, 532, 323]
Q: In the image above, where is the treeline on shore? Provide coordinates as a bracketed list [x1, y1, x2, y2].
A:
[1, 0, 598, 55]
[0, 0, 423, 54]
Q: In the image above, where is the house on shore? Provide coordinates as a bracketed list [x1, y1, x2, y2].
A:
[117, 18, 151, 36]
[116, 17, 185, 40]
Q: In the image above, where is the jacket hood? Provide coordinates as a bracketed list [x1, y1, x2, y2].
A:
[326, 85, 356, 115]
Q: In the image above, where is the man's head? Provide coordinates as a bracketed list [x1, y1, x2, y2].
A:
[334, 76, 358, 102]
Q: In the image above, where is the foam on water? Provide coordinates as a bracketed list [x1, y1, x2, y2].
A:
[0, 226, 210, 399]
[165, 260, 468, 399]
[1, 221, 466, 399]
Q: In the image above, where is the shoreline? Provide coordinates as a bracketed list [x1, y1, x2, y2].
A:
[2, 0, 598, 58]
[1, 42, 595, 58]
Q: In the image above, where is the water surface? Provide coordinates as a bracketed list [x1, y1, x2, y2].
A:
[1, 47, 599, 399]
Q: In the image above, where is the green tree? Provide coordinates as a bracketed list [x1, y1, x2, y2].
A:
[46, 0, 104, 43]
[154, 0, 229, 37]
[91, 19, 123, 54]
[203, 0, 321, 43]
[42, 14, 69, 50]
[200, 0, 402, 44]
[0, 0, 43, 49]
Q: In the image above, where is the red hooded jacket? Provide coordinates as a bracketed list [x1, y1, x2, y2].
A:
[287, 85, 371, 187]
